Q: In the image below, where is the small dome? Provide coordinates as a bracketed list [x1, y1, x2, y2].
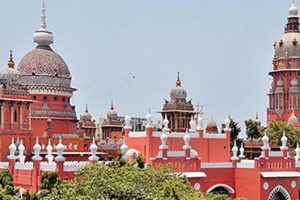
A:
[277, 78, 284, 87]
[289, 1, 298, 17]
[206, 118, 218, 133]
[291, 76, 298, 86]
[80, 105, 92, 122]
[170, 72, 187, 101]
[1, 51, 21, 85]
[288, 111, 298, 125]
[107, 101, 118, 120]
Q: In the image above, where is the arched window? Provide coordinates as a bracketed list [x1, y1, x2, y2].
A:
[268, 185, 291, 200]
[206, 184, 235, 196]
[14, 110, 17, 123]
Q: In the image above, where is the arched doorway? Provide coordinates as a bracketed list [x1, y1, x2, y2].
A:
[268, 185, 291, 200]
[206, 184, 235, 196]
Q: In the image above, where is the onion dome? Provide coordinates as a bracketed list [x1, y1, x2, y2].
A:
[274, 1, 300, 58]
[206, 117, 218, 133]
[288, 110, 299, 125]
[1, 50, 21, 86]
[170, 72, 187, 101]
[17, 0, 71, 88]
[107, 101, 118, 120]
[80, 104, 92, 122]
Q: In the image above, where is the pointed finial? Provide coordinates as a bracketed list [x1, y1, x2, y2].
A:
[176, 72, 181, 86]
[85, 104, 88, 113]
[8, 50, 15, 69]
[289, 0, 298, 17]
[40, 0, 47, 30]
[110, 100, 114, 110]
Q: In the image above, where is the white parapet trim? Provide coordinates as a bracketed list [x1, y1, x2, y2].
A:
[63, 161, 88, 172]
[0, 162, 8, 169]
[152, 132, 199, 138]
[40, 162, 57, 171]
[261, 171, 300, 178]
[203, 133, 227, 139]
[15, 162, 33, 170]
[128, 131, 147, 137]
[269, 151, 283, 157]
[167, 151, 185, 157]
[174, 172, 207, 178]
[201, 162, 233, 168]
[237, 160, 255, 168]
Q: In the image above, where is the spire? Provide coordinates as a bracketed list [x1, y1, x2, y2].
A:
[176, 72, 181, 86]
[286, 0, 299, 32]
[110, 100, 114, 110]
[85, 104, 89, 113]
[7, 50, 15, 69]
[40, 0, 47, 30]
[33, 0, 54, 47]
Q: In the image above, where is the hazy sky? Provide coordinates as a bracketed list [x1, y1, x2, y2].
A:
[0, 1, 295, 135]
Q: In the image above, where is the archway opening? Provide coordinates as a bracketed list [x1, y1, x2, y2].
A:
[268, 185, 291, 200]
[209, 186, 229, 195]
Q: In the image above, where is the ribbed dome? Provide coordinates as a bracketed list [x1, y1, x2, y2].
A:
[170, 73, 187, 101]
[18, 48, 71, 88]
[0, 51, 21, 85]
[107, 102, 118, 120]
[80, 105, 92, 122]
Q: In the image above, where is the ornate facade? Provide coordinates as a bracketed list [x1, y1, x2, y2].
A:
[160, 73, 198, 132]
[268, 1, 300, 126]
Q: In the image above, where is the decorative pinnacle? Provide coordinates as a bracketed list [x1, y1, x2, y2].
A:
[40, 0, 47, 30]
[176, 72, 181, 86]
[85, 104, 88, 113]
[110, 100, 114, 110]
[8, 50, 15, 69]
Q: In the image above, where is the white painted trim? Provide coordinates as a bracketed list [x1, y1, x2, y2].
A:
[261, 171, 300, 178]
[206, 184, 235, 194]
[128, 131, 147, 137]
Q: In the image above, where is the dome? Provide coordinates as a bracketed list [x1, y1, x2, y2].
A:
[107, 101, 118, 120]
[206, 118, 218, 133]
[18, 48, 71, 88]
[1, 51, 21, 85]
[274, 32, 300, 59]
[170, 72, 187, 101]
[80, 105, 92, 122]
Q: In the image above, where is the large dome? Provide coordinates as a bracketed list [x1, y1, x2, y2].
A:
[170, 74, 187, 101]
[17, 48, 71, 88]
[274, 32, 300, 59]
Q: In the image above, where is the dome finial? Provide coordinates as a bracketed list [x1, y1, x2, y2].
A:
[111, 100, 114, 110]
[8, 50, 15, 69]
[289, 0, 298, 17]
[85, 104, 88, 113]
[41, 0, 47, 30]
[176, 72, 181, 86]
[33, 0, 54, 47]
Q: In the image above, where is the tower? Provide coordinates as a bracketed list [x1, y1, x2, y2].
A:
[160, 73, 198, 132]
[17, 0, 77, 137]
[267, 1, 300, 126]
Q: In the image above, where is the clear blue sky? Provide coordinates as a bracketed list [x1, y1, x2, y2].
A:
[0, 1, 294, 135]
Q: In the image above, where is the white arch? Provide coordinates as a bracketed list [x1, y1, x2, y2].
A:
[126, 148, 139, 157]
[268, 185, 291, 200]
[206, 184, 235, 194]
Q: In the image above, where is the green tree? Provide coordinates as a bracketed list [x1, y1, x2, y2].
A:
[221, 117, 241, 141]
[39, 172, 61, 198]
[245, 119, 261, 139]
[266, 121, 300, 148]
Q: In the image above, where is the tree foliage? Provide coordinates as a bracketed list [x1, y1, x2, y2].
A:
[221, 117, 241, 141]
[244, 119, 261, 139]
[266, 121, 300, 148]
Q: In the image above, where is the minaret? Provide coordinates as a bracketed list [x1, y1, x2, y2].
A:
[267, 1, 300, 126]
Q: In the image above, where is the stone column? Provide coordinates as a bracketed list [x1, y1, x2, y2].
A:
[19, 102, 23, 129]
[0, 101, 4, 129]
